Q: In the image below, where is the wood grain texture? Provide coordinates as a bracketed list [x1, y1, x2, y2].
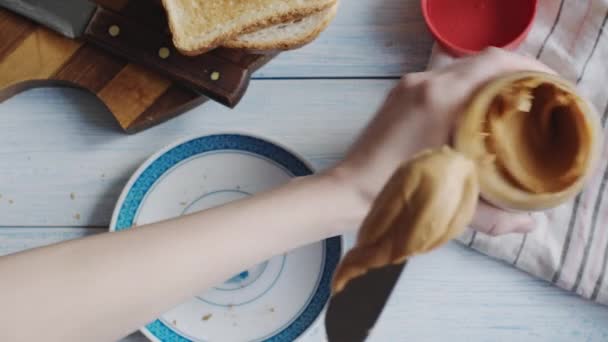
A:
[127, 84, 205, 132]
[1, 90, 607, 339]
[0, 28, 81, 90]
[98, 64, 172, 128]
[0, 5, 271, 133]
[1, 0, 606, 340]
[254, 0, 434, 78]
[0, 9, 36, 61]
[53, 45, 128, 93]
[0, 81, 390, 226]
[0, 9, 199, 133]
[2, 82, 607, 341]
[0, 0, 433, 134]
[95, 0, 131, 12]
[84, 7, 258, 106]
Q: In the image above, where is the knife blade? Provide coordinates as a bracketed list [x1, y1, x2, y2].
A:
[325, 262, 406, 342]
[324, 148, 478, 341]
[0, 0, 96, 38]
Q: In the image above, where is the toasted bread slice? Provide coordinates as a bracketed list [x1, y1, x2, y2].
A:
[162, 0, 336, 55]
[224, 2, 338, 50]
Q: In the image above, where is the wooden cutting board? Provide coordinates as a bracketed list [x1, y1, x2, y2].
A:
[0, 0, 275, 133]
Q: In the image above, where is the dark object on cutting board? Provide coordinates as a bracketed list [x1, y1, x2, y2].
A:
[0, 0, 274, 133]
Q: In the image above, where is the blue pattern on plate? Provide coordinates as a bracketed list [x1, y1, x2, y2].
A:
[228, 271, 250, 283]
[114, 134, 342, 342]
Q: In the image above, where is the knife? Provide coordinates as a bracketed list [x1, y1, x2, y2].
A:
[0, 0, 254, 106]
[325, 262, 406, 342]
[325, 148, 478, 342]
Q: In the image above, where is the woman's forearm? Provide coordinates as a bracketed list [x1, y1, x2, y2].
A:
[0, 174, 366, 342]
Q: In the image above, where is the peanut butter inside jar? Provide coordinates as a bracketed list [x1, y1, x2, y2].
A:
[455, 72, 601, 211]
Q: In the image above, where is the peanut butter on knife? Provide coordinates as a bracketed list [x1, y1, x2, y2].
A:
[332, 147, 479, 294]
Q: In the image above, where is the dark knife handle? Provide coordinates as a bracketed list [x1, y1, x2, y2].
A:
[83, 7, 251, 107]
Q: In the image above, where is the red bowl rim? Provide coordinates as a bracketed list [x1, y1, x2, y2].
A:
[420, 0, 538, 56]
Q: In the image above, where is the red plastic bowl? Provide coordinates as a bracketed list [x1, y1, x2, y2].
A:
[421, 0, 537, 57]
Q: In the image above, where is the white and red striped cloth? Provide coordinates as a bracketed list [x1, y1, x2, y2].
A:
[429, 0, 608, 304]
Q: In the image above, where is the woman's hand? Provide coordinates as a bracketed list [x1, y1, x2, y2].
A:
[330, 48, 556, 236]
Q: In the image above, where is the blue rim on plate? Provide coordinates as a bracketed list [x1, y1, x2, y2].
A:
[110, 134, 342, 342]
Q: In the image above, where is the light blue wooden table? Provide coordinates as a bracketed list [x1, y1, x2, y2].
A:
[1, 1, 607, 341]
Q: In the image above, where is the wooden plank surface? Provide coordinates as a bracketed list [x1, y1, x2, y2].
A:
[0, 5, 272, 132]
[0, 82, 391, 226]
[1, 0, 607, 340]
[253, 0, 433, 78]
[1, 83, 608, 341]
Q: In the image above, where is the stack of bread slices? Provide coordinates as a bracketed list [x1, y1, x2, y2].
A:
[161, 0, 339, 55]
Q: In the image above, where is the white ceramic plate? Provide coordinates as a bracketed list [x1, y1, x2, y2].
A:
[110, 133, 342, 342]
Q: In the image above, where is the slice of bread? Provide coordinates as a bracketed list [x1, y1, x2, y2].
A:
[162, 0, 336, 55]
[223, 2, 338, 50]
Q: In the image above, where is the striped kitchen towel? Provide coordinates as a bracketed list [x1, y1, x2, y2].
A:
[428, 0, 608, 305]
